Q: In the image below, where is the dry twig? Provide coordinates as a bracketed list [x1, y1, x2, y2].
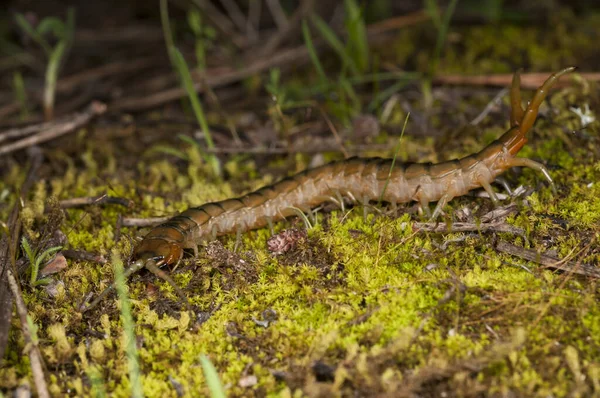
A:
[0, 101, 106, 156]
[495, 241, 600, 278]
[0, 149, 49, 397]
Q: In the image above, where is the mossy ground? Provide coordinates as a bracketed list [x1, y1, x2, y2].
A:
[1, 19, 600, 398]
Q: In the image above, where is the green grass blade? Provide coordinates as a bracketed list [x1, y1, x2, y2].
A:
[112, 251, 143, 398]
[199, 354, 227, 398]
[14, 13, 51, 54]
[187, 9, 207, 70]
[344, 0, 369, 72]
[170, 47, 221, 177]
[43, 41, 66, 119]
[302, 20, 327, 85]
[35, 245, 62, 272]
[424, 0, 442, 30]
[432, 0, 459, 69]
[159, 0, 176, 68]
[13, 71, 29, 120]
[379, 112, 410, 204]
[367, 79, 411, 112]
[311, 14, 359, 76]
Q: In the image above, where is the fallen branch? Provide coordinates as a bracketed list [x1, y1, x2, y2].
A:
[0, 101, 106, 157]
[495, 241, 600, 278]
[59, 194, 133, 209]
[412, 221, 525, 236]
[436, 71, 600, 89]
[0, 149, 49, 397]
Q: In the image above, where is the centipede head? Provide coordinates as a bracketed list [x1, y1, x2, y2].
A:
[133, 238, 183, 267]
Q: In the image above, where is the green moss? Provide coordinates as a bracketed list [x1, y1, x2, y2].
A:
[2, 18, 600, 398]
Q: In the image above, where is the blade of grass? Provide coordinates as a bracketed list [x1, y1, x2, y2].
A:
[302, 20, 327, 85]
[423, 0, 459, 108]
[187, 9, 207, 71]
[13, 71, 29, 120]
[424, 0, 442, 30]
[431, 0, 459, 71]
[368, 79, 411, 112]
[339, 76, 361, 114]
[379, 112, 410, 205]
[199, 354, 227, 398]
[344, 0, 369, 73]
[159, 0, 176, 68]
[14, 14, 51, 54]
[170, 47, 220, 176]
[43, 42, 66, 120]
[112, 251, 143, 398]
[311, 14, 359, 76]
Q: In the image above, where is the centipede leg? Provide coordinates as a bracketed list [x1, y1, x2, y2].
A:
[495, 177, 513, 196]
[144, 260, 193, 314]
[234, 228, 243, 252]
[335, 190, 345, 211]
[419, 197, 432, 219]
[505, 157, 556, 193]
[267, 216, 274, 235]
[430, 194, 450, 220]
[479, 179, 500, 205]
[362, 195, 370, 221]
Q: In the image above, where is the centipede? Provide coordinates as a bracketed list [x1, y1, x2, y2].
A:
[82, 67, 575, 312]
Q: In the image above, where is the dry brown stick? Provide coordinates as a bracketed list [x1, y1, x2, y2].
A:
[0, 150, 49, 397]
[59, 194, 133, 209]
[366, 10, 430, 36]
[247, 0, 261, 42]
[189, 0, 247, 48]
[62, 250, 107, 264]
[112, 12, 429, 112]
[56, 56, 158, 93]
[257, 0, 315, 58]
[266, 0, 290, 29]
[0, 101, 106, 156]
[436, 72, 600, 89]
[413, 222, 525, 235]
[0, 102, 21, 120]
[495, 241, 600, 278]
[0, 118, 59, 144]
[219, 0, 249, 36]
[111, 44, 312, 112]
[121, 216, 171, 228]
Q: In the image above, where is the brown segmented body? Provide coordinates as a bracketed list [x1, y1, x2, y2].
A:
[132, 67, 574, 267]
[81, 67, 575, 312]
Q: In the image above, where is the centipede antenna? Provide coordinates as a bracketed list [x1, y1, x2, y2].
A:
[143, 260, 193, 314]
[81, 259, 146, 312]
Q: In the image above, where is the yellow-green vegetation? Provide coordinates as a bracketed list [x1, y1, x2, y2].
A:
[1, 24, 600, 398]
